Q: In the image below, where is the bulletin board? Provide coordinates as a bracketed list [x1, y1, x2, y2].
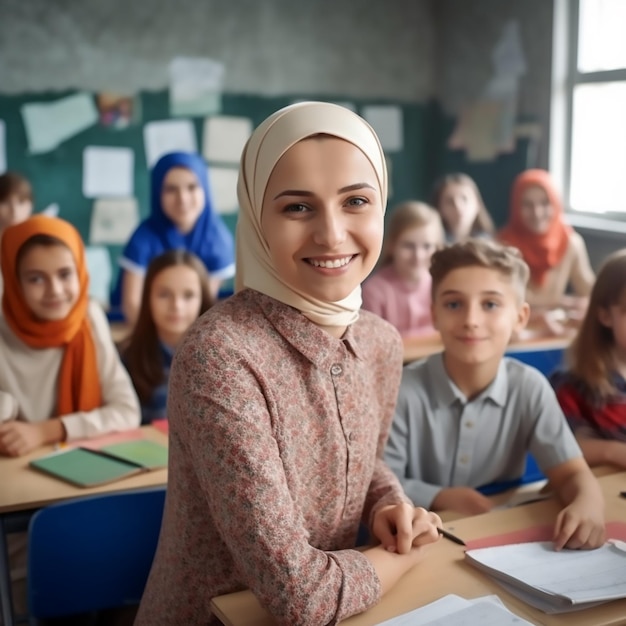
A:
[0, 89, 533, 294]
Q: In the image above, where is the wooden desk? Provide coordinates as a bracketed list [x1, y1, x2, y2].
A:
[212, 471, 626, 626]
[0, 426, 168, 626]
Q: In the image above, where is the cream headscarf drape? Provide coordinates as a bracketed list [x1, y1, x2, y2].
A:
[236, 101, 388, 327]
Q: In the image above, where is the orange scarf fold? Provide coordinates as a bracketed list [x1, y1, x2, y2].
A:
[1, 215, 102, 415]
[498, 169, 572, 287]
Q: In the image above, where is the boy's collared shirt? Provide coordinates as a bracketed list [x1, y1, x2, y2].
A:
[385, 352, 582, 508]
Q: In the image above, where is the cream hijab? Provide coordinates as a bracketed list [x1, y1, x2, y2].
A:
[236, 101, 388, 327]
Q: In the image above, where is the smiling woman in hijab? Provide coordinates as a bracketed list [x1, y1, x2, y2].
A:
[110, 151, 235, 325]
[135, 102, 442, 626]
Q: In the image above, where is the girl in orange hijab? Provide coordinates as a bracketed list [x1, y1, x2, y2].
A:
[498, 169, 595, 336]
[0, 215, 140, 457]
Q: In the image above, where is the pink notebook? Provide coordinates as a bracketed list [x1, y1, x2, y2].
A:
[466, 521, 626, 551]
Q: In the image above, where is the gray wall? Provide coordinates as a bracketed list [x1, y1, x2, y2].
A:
[0, 0, 435, 101]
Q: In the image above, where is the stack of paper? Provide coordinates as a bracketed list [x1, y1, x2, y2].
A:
[465, 540, 626, 613]
[375, 594, 534, 625]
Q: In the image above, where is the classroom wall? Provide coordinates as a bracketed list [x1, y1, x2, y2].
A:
[0, 0, 436, 100]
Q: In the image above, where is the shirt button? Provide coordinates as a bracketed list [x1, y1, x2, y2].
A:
[459, 455, 469, 464]
[330, 364, 343, 376]
[347, 432, 353, 443]
[465, 421, 474, 428]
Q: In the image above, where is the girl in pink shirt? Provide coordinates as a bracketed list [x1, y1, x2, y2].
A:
[362, 201, 443, 338]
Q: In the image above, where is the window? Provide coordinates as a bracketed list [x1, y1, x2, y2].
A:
[553, 0, 626, 219]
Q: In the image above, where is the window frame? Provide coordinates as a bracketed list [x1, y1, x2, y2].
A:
[551, 0, 626, 232]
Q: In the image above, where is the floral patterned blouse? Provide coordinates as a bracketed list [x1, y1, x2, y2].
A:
[135, 288, 409, 626]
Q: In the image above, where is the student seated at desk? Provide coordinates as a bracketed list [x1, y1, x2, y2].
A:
[122, 249, 213, 424]
[552, 249, 626, 471]
[0, 171, 34, 294]
[0, 215, 140, 457]
[498, 169, 595, 337]
[385, 239, 605, 550]
[135, 102, 443, 626]
[430, 172, 494, 243]
[362, 201, 443, 338]
[110, 151, 235, 326]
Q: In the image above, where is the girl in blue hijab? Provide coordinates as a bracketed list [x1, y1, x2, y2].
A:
[111, 152, 235, 324]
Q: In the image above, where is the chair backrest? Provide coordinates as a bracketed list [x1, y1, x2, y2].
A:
[27, 486, 166, 620]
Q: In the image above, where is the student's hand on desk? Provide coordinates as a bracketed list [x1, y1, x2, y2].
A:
[372, 503, 442, 554]
[431, 487, 494, 516]
[0, 421, 50, 457]
[553, 502, 606, 551]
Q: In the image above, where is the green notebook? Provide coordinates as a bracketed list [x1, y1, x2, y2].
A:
[30, 440, 168, 488]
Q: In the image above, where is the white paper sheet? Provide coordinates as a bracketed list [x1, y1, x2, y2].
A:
[362, 105, 404, 152]
[208, 167, 239, 215]
[375, 594, 532, 626]
[169, 56, 224, 117]
[85, 245, 113, 307]
[21, 93, 98, 154]
[40, 203, 59, 217]
[89, 197, 139, 245]
[83, 146, 134, 198]
[202, 116, 252, 164]
[0, 120, 6, 174]
[143, 119, 197, 168]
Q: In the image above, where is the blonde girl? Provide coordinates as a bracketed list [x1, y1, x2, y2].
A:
[362, 201, 443, 337]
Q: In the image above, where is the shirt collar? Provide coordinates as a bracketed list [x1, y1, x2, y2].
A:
[255, 290, 363, 366]
[427, 352, 508, 407]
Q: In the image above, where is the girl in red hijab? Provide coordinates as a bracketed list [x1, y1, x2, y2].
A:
[499, 169, 595, 335]
[0, 215, 140, 457]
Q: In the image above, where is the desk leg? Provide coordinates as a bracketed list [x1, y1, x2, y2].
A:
[0, 515, 15, 626]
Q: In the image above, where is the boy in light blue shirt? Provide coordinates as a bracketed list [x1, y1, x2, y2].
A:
[385, 239, 605, 550]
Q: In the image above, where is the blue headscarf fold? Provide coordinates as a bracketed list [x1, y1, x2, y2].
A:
[147, 151, 223, 257]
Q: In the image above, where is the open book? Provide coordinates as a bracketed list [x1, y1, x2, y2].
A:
[30, 440, 168, 488]
[465, 539, 626, 614]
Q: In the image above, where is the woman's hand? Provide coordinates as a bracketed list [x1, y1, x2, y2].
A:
[372, 503, 442, 554]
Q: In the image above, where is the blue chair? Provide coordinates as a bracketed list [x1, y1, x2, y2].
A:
[27, 487, 165, 623]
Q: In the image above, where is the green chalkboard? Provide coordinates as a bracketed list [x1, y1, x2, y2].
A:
[0, 90, 533, 287]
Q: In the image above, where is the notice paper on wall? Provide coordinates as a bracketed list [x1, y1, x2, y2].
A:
[143, 119, 197, 168]
[85, 245, 113, 307]
[83, 146, 134, 198]
[89, 197, 139, 245]
[362, 105, 404, 152]
[208, 166, 239, 215]
[21, 93, 98, 154]
[169, 56, 224, 118]
[0, 120, 6, 174]
[202, 115, 252, 164]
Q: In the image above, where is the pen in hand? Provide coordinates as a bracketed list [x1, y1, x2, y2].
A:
[438, 527, 466, 546]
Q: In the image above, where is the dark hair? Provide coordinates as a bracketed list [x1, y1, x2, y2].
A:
[430, 238, 529, 302]
[16, 234, 69, 274]
[568, 249, 626, 398]
[0, 172, 33, 204]
[123, 250, 214, 405]
[430, 173, 494, 237]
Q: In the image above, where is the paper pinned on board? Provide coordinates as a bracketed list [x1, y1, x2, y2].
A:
[21, 93, 98, 154]
[0, 120, 6, 174]
[448, 19, 528, 163]
[40, 203, 60, 217]
[169, 56, 224, 117]
[83, 146, 134, 198]
[85, 245, 113, 307]
[202, 116, 252, 164]
[208, 166, 239, 215]
[143, 119, 197, 168]
[362, 105, 404, 152]
[89, 197, 139, 245]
